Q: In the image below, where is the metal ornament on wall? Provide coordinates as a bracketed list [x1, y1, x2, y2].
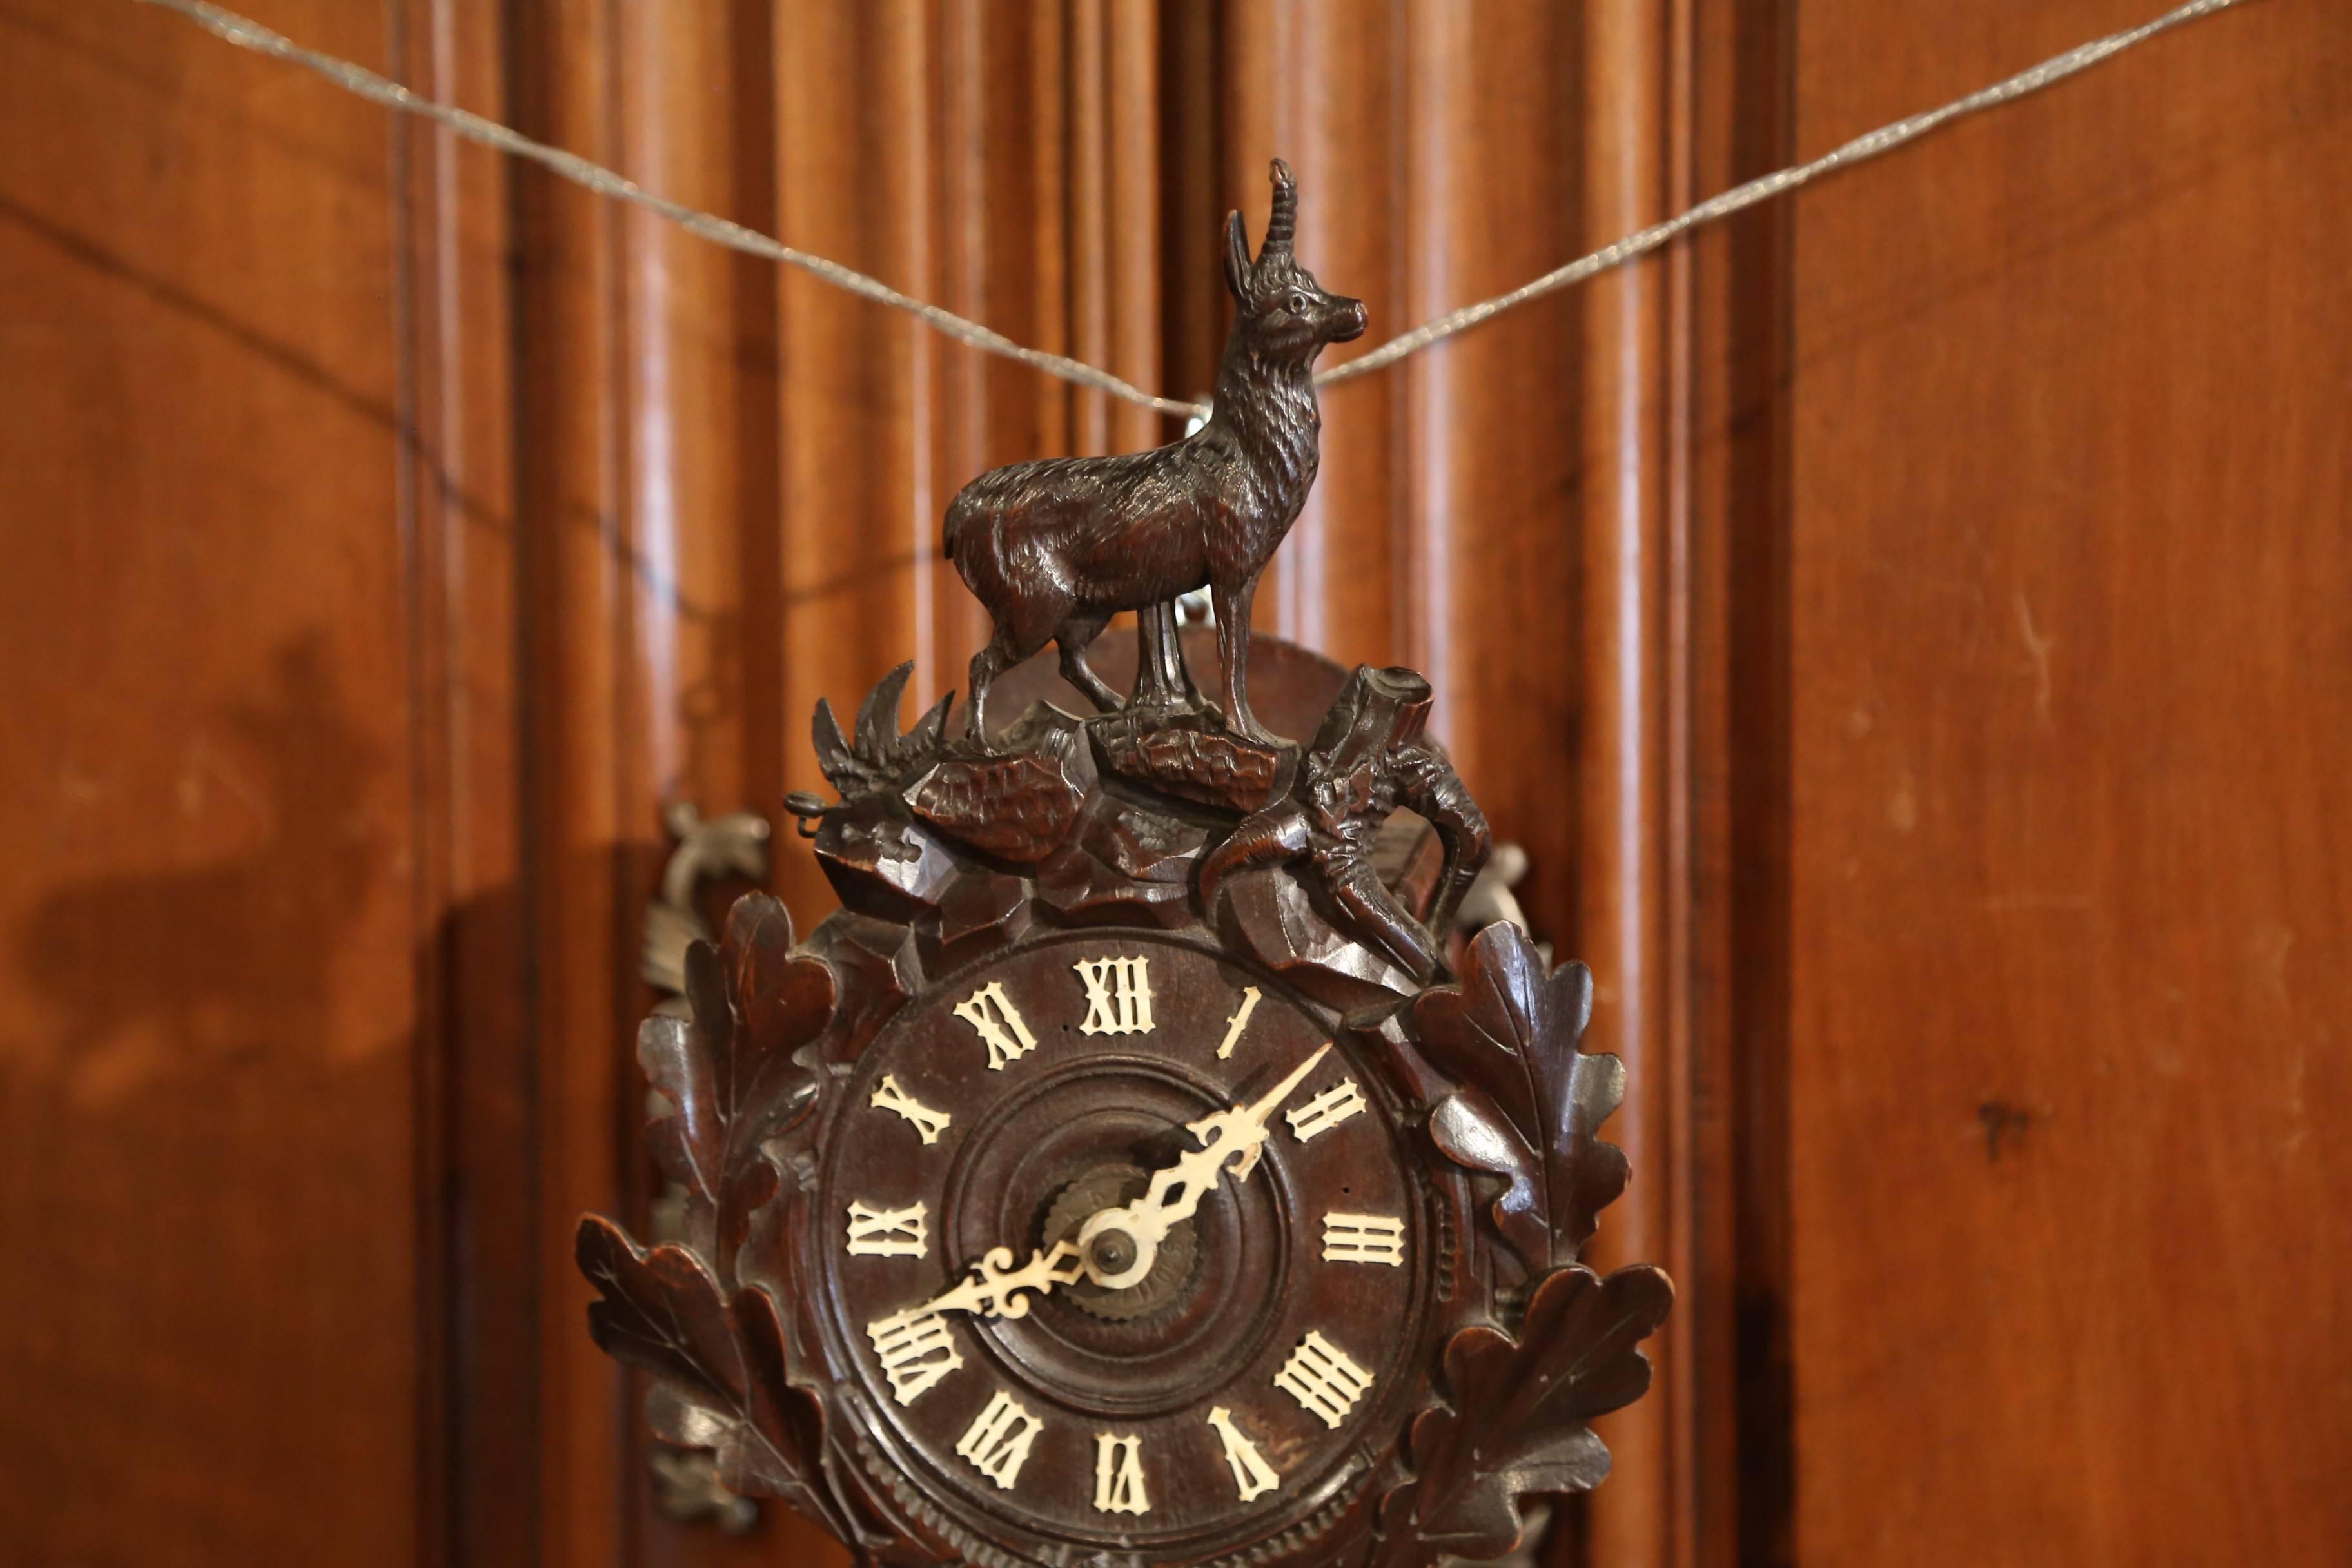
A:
[580, 162, 1671, 1567]
[644, 800, 776, 1012]
[639, 799, 776, 1533]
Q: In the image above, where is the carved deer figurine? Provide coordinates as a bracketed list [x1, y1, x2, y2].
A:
[943, 159, 1366, 747]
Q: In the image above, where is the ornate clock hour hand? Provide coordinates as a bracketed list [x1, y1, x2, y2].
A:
[1076, 1043, 1333, 1289]
[899, 1240, 1090, 1325]
[862, 1242, 1088, 1406]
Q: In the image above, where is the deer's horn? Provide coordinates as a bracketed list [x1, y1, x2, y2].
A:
[1262, 159, 1296, 257]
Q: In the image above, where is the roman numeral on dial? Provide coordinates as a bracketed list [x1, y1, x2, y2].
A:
[1075, 954, 1155, 1035]
[1320, 1212, 1406, 1266]
[869, 1074, 951, 1142]
[1092, 1433, 1151, 1515]
[1206, 1406, 1280, 1502]
[953, 981, 1037, 1070]
[866, 1307, 963, 1406]
[954, 1391, 1043, 1490]
[1285, 1079, 1367, 1142]
[1273, 1331, 1375, 1429]
[844, 1199, 928, 1258]
[1216, 986, 1262, 1059]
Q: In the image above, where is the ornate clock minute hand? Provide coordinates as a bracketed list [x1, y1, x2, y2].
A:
[1076, 1043, 1333, 1289]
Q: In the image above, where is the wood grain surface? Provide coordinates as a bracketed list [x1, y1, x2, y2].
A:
[1781, 2, 2352, 1563]
[0, 1, 422, 1561]
[2, 0, 2347, 1565]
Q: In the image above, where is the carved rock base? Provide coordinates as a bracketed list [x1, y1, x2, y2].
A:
[1089, 709, 1295, 812]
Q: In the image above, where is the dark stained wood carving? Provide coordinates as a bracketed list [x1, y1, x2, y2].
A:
[945, 159, 1366, 745]
[1200, 666, 1489, 984]
[579, 172, 1669, 1567]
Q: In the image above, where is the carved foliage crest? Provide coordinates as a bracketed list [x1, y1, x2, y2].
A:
[580, 665, 1673, 1568]
[1415, 923, 1629, 1277]
[579, 894, 866, 1547]
[1371, 921, 1673, 1565]
[1376, 1264, 1674, 1564]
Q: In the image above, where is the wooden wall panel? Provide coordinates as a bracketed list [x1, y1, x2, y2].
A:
[616, 0, 787, 832]
[0, 0, 419, 1561]
[1377, 0, 1587, 959]
[1783, 2, 2352, 1563]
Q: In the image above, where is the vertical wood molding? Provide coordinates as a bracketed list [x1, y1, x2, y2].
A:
[611, 5, 804, 1564]
[927, 0, 991, 723]
[1068, 0, 1111, 456]
[505, 1, 631, 1561]
[1575, 3, 1677, 1565]
[1391, 0, 1465, 701]
[1062, 0, 1164, 466]
[1158, 0, 1226, 415]
[398, 3, 534, 1561]
[1575, 4, 1802, 1564]
[1221, 0, 1406, 670]
[1404, 3, 1587, 955]
[1681, 5, 1796, 1563]
[1105, 0, 1166, 459]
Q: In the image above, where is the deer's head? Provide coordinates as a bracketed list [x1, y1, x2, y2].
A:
[1224, 159, 1367, 368]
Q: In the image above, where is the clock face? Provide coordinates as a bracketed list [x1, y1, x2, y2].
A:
[815, 929, 1434, 1557]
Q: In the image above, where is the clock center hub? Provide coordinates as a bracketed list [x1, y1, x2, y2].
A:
[1040, 1164, 1196, 1321]
[1088, 1230, 1136, 1277]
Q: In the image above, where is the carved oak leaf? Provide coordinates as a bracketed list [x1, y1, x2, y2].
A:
[1414, 923, 1627, 1272]
[1378, 1264, 1674, 1565]
[641, 893, 834, 1273]
[576, 1215, 853, 1543]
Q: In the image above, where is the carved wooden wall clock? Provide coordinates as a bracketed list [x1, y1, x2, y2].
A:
[578, 161, 1672, 1568]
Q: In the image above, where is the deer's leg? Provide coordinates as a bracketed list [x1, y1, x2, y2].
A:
[1212, 575, 1273, 743]
[965, 622, 1038, 749]
[1055, 613, 1122, 712]
[1169, 601, 1204, 704]
[1130, 601, 1195, 716]
[1130, 602, 1170, 709]
[965, 640, 1008, 746]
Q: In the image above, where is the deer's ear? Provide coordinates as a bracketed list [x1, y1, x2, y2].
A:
[1223, 211, 1251, 300]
